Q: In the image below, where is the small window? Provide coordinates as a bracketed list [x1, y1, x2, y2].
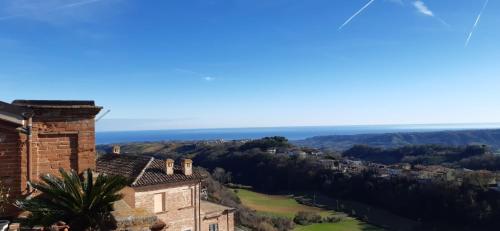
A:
[209, 224, 218, 231]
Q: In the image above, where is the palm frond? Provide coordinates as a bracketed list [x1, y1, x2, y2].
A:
[17, 168, 128, 230]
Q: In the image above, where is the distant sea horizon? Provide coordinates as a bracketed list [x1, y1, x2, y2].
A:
[95, 123, 500, 144]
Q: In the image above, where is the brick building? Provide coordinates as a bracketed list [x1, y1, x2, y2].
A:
[97, 153, 235, 231]
[0, 99, 234, 231]
[0, 100, 101, 216]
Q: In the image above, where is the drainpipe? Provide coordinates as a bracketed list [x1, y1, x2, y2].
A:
[26, 117, 33, 192]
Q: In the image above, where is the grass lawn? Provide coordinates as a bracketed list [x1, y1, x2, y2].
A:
[235, 189, 331, 218]
[294, 219, 384, 231]
[234, 188, 384, 231]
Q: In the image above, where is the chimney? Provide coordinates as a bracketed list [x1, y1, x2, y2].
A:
[182, 159, 193, 176]
[112, 145, 120, 155]
[166, 159, 174, 175]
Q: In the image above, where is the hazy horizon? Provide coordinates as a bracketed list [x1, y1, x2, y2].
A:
[96, 121, 500, 132]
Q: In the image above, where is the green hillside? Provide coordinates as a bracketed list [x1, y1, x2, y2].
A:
[294, 129, 500, 151]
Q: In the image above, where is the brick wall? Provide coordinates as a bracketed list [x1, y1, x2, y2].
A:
[30, 107, 99, 179]
[135, 183, 201, 231]
[0, 121, 26, 217]
[0, 103, 101, 218]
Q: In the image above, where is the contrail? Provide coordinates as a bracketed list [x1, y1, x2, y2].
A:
[339, 0, 376, 31]
[465, 0, 489, 47]
[0, 0, 105, 21]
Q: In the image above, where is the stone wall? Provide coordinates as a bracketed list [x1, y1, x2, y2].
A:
[201, 212, 234, 231]
[135, 183, 201, 231]
[121, 186, 136, 209]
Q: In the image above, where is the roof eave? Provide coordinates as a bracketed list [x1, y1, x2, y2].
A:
[132, 178, 203, 192]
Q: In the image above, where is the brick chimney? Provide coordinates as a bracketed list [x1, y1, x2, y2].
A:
[166, 159, 174, 175]
[112, 145, 120, 155]
[182, 159, 193, 176]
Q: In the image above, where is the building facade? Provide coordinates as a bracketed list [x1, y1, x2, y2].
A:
[0, 99, 234, 231]
[97, 153, 235, 231]
[0, 100, 101, 216]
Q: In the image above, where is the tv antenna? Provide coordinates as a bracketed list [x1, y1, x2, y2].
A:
[95, 109, 111, 122]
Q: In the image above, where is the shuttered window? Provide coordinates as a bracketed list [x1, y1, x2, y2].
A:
[209, 224, 218, 231]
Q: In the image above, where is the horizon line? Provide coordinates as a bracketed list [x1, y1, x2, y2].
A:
[96, 122, 500, 133]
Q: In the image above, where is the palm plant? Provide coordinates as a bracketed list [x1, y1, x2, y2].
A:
[17, 168, 129, 231]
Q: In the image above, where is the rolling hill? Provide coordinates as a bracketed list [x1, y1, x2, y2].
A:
[294, 129, 500, 151]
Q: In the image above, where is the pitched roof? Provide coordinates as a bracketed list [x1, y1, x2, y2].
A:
[96, 155, 152, 180]
[96, 154, 205, 188]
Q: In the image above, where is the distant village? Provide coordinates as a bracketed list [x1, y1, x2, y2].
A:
[189, 139, 500, 193]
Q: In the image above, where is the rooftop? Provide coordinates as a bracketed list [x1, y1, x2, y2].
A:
[96, 154, 205, 188]
[200, 200, 235, 218]
[0, 101, 33, 125]
[12, 99, 102, 109]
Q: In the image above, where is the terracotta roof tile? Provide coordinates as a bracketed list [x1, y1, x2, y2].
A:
[96, 154, 205, 188]
[96, 155, 152, 180]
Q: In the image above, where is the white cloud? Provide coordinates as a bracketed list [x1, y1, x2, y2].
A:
[465, 0, 489, 47]
[338, 0, 376, 30]
[203, 76, 215, 81]
[413, 0, 433, 16]
[0, 0, 119, 23]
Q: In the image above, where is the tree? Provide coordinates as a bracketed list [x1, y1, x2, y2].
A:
[17, 168, 129, 230]
[212, 167, 232, 184]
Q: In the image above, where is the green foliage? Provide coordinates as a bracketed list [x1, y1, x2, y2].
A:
[212, 167, 232, 184]
[343, 144, 489, 165]
[97, 140, 500, 230]
[202, 169, 294, 231]
[0, 180, 10, 214]
[459, 154, 500, 171]
[16, 168, 129, 230]
[296, 129, 500, 151]
[240, 136, 289, 151]
[293, 211, 322, 225]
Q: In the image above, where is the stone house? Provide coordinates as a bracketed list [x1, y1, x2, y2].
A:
[0, 99, 235, 231]
[97, 152, 235, 231]
[0, 100, 101, 216]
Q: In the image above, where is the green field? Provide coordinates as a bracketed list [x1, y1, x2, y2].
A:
[294, 220, 383, 231]
[234, 189, 384, 231]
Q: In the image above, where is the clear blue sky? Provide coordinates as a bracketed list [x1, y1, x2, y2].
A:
[1, 0, 499, 131]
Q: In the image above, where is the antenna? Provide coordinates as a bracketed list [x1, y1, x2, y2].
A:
[95, 109, 110, 122]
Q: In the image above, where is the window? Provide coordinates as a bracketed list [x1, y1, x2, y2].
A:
[153, 193, 164, 213]
[209, 224, 218, 231]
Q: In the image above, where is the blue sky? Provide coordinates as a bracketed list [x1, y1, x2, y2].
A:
[0, 0, 499, 131]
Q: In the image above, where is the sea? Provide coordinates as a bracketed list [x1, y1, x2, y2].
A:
[96, 123, 500, 144]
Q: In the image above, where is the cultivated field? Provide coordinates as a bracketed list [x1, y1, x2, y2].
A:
[235, 189, 384, 231]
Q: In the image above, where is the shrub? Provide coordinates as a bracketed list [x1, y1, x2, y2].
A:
[293, 211, 322, 225]
[271, 217, 295, 231]
[0, 180, 10, 214]
[323, 214, 347, 223]
[256, 222, 278, 231]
